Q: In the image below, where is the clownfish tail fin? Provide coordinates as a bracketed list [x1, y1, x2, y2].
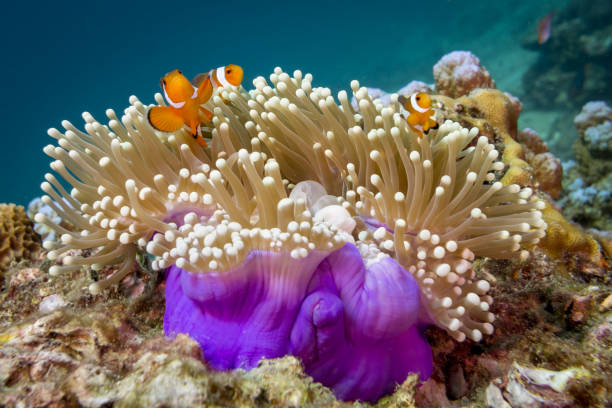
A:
[424, 121, 440, 134]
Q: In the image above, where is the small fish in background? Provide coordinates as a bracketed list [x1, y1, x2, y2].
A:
[537, 12, 553, 44]
[148, 70, 214, 147]
[193, 64, 244, 91]
[398, 92, 438, 138]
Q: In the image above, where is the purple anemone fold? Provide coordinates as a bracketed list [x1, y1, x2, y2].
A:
[164, 243, 433, 402]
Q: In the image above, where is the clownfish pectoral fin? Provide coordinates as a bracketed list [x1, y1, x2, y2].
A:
[148, 106, 184, 133]
[410, 124, 425, 139]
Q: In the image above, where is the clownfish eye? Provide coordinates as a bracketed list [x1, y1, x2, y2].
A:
[416, 96, 421, 100]
[177, 70, 182, 74]
[226, 69, 232, 74]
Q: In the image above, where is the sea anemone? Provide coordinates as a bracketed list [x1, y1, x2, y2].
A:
[36, 67, 546, 401]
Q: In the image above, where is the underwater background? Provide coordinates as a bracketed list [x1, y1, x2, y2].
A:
[1, 0, 612, 406]
[1, 0, 572, 205]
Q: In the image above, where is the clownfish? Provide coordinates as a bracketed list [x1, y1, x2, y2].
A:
[192, 64, 244, 91]
[398, 92, 438, 138]
[148, 69, 214, 147]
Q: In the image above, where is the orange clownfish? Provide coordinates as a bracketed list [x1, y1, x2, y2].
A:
[148, 69, 214, 147]
[195, 64, 244, 90]
[398, 92, 438, 138]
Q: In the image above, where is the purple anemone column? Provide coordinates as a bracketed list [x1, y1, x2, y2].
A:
[164, 250, 327, 369]
[290, 243, 433, 402]
[164, 243, 433, 402]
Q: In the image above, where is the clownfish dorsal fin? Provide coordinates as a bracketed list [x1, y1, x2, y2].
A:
[397, 94, 409, 108]
[192, 73, 209, 88]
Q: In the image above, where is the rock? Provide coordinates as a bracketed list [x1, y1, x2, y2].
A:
[600, 293, 612, 311]
[486, 362, 589, 408]
[485, 382, 511, 408]
[565, 295, 593, 325]
[447, 363, 468, 399]
[414, 379, 451, 407]
[39, 294, 66, 314]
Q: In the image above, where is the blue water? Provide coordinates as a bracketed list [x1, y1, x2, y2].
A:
[1, 0, 564, 205]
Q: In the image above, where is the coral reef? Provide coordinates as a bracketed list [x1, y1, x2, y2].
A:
[2, 232, 610, 407]
[521, 0, 612, 109]
[433, 51, 495, 98]
[559, 101, 612, 231]
[517, 128, 563, 199]
[433, 88, 603, 265]
[33, 66, 547, 401]
[0, 203, 41, 280]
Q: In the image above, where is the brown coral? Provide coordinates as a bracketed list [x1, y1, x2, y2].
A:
[517, 129, 563, 199]
[517, 128, 549, 155]
[0, 203, 41, 275]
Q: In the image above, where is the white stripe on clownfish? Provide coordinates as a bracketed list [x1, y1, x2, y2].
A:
[410, 93, 428, 113]
[191, 86, 198, 99]
[162, 82, 186, 109]
[216, 66, 232, 88]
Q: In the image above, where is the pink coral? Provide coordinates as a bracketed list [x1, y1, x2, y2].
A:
[396, 80, 432, 97]
[433, 51, 496, 98]
[531, 152, 563, 199]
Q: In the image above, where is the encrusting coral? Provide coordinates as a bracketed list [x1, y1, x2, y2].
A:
[0, 203, 41, 278]
[35, 67, 546, 401]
